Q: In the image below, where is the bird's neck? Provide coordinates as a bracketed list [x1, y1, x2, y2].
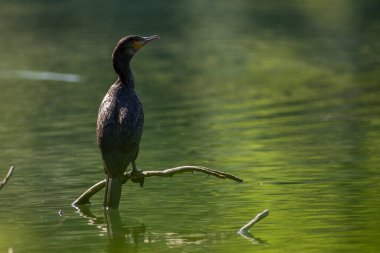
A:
[114, 61, 135, 88]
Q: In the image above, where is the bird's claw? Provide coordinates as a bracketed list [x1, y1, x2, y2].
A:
[138, 177, 145, 188]
[131, 168, 145, 187]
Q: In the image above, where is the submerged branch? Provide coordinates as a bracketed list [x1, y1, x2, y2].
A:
[238, 209, 269, 235]
[72, 179, 106, 205]
[72, 165, 243, 206]
[0, 165, 15, 191]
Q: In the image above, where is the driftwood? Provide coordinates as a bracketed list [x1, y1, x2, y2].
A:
[238, 209, 269, 242]
[0, 165, 15, 191]
[72, 165, 243, 206]
[238, 209, 269, 233]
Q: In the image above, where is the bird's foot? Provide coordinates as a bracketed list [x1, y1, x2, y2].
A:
[130, 168, 145, 187]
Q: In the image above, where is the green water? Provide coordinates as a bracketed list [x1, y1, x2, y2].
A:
[0, 1, 379, 252]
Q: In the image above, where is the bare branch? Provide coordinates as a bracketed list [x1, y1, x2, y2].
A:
[238, 209, 269, 234]
[141, 166, 243, 182]
[72, 165, 243, 206]
[0, 165, 15, 191]
[72, 179, 106, 205]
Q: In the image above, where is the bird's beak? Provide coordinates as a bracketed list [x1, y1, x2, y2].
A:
[143, 35, 160, 43]
[132, 35, 160, 50]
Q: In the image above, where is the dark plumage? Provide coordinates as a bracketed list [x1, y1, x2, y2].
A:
[96, 35, 159, 209]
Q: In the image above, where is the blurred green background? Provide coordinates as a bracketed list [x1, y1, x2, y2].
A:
[0, 0, 379, 252]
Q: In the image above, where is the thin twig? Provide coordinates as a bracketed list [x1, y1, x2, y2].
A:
[142, 166, 243, 182]
[238, 209, 269, 234]
[72, 165, 243, 206]
[0, 165, 15, 191]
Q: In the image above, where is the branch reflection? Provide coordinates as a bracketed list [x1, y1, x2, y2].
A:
[73, 205, 267, 252]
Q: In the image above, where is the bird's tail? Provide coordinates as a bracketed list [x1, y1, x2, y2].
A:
[104, 176, 123, 209]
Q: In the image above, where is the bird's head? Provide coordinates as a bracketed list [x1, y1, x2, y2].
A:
[112, 34, 159, 65]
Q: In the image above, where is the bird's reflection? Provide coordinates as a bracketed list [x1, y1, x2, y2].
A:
[73, 205, 267, 252]
[74, 205, 146, 253]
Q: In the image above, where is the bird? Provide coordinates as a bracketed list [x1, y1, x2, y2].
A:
[96, 35, 160, 209]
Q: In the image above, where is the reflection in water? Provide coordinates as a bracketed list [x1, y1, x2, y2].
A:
[74, 205, 107, 233]
[75, 206, 145, 253]
[74, 205, 266, 252]
[238, 230, 267, 245]
[104, 209, 145, 253]
[75, 205, 103, 224]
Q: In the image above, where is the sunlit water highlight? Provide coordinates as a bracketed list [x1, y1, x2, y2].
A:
[0, 70, 82, 83]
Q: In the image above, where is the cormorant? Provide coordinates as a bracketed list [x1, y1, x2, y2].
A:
[96, 35, 159, 209]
